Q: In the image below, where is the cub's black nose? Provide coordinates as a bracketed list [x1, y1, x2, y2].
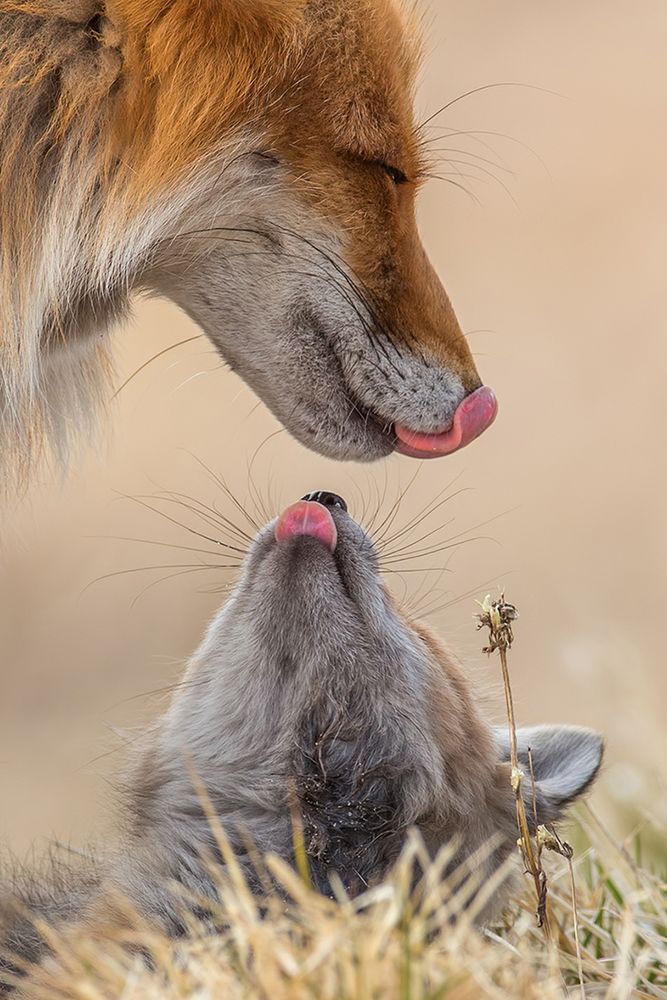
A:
[301, 491, 348, 513]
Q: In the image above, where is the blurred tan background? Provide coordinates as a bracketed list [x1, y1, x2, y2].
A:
[2, 0, 666, 856]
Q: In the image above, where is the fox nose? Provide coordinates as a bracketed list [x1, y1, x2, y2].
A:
[301, 491, 348, 513]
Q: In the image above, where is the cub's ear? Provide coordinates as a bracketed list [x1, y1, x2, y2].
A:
[494, 725, 604, 825]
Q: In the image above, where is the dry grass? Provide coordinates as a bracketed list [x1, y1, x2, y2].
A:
[8, 592, 666, 998]
[10, 808, 666, 1000]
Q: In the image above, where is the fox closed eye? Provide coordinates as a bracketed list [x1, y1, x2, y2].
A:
[375, 161, 409, 185]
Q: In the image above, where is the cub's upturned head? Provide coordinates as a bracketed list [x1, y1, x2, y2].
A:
[115, 492, 603, 919]
[0, 493, 605, 985]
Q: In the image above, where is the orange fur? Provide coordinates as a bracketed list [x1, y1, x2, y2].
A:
[0, 0, 480, 484]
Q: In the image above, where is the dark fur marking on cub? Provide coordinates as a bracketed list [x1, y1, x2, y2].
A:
[294, 702, 408, 894]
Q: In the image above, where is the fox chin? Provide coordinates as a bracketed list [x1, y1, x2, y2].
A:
[0, 0, 497, 485]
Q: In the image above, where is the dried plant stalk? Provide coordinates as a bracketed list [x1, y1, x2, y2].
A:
[475, 595, 549, 931]
[537, 826, 585, 1000]
[476, 595, 586, 996]
[288, 779, 313, 890]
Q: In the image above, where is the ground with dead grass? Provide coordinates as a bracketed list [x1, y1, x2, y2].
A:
[7, 805, 665, 1000]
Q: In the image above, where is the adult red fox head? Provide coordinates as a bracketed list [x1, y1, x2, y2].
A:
[0, 0, 498, 478]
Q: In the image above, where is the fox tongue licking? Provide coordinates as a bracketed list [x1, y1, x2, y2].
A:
[275, 500, 338, 552]
[394, 386, 498, 458]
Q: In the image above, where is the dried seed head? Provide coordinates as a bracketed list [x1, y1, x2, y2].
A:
[475, 593, 518, 654]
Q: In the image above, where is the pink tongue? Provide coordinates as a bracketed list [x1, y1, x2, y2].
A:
[275, 500, 337, 552]
[394, 386, 498, 458]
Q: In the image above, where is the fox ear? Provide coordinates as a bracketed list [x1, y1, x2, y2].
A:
[494, 725, 604, 825]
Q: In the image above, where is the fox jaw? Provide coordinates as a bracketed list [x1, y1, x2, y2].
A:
[113, 494, 603, 919]
[0, 0, 497, 477]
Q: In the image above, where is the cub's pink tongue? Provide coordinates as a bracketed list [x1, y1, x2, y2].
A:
[275, 500, 337, 552]
[394, 386, 498, 458]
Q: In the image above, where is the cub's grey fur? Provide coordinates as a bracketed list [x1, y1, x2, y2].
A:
[0, 503, 604, 986]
